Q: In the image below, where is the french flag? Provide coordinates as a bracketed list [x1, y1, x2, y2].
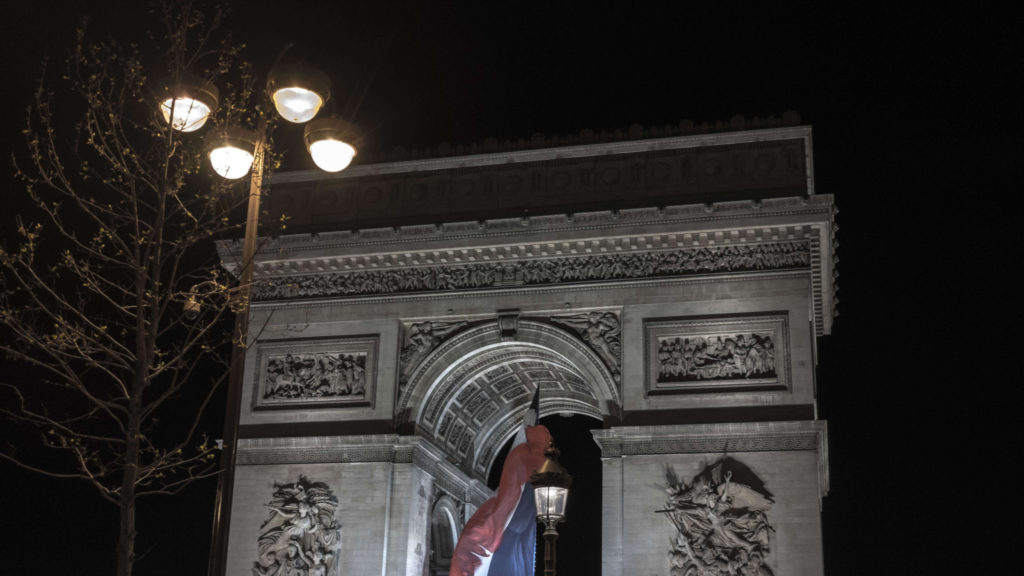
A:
[449, 388, 547, 576]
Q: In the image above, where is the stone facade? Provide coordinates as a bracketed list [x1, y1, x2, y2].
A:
[218, 125, 834, 576]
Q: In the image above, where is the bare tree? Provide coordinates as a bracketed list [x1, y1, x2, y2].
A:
[0, 2, 268, 575]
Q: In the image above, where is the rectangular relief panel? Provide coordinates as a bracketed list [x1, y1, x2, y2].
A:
[251, 336, 378, 410]
[644, 314, 788, 395]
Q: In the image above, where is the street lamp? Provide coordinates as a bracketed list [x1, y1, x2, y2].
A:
[161, 59, 357, 576]
[158, 77, 220, 133]
[531, 440, 572, 576]
[207, 128, 258, 179]
[304, 117, 359, 172]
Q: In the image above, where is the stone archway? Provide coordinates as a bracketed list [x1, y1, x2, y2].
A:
[427, 495, 461, 576]
[399, 318, 619, 479]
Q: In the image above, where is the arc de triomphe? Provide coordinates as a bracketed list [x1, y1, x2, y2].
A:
[220, 120, 834, 576]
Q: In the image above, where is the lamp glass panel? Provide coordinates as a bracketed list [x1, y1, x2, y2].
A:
[160, 98, 212, 132]
[309, 139, 355, 172]
[209, 145, 254, 179]
[272, 87, 324, 123]
[533, 485, 568, 520]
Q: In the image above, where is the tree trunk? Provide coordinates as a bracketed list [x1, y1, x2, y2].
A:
[117, 396, 142, 576]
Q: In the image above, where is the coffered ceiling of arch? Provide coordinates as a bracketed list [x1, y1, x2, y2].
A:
[420, 349, 598, 478]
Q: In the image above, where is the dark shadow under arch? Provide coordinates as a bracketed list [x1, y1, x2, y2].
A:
[487, 413, 603, 576]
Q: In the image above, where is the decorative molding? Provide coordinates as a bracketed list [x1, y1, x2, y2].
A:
[236, 435, 402, 465]
[219, 196, 832, 257]
[217, 195, 836, 333]
[644, 314, 789, 395]
[592, 421, 825, 456]
[592, 421, 828, 499]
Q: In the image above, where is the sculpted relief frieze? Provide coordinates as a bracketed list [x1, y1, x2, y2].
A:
[253, 337, 378, 410]
[645, 316, 788, 395]
[252, 241, 810, 302]
[263, 352, 367, 400]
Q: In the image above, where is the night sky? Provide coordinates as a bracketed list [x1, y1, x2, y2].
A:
[2, 2, 1019, 575]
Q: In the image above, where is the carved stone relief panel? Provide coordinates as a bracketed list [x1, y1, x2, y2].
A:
[660, 458, 775, 576]
[253, 337, 378, 410]
[253, 475, 343, 576]
[644, 315, 788, 395]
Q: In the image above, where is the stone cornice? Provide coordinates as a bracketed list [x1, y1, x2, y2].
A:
[218, 195, 832, 260]
[236, 434, 403, 465]
[593, 420, 829, 497]
[235, 434, 494, 505]
[272, 126, 812, 185]
[257, 127, 813, 233]
[216, 195, 837, 336]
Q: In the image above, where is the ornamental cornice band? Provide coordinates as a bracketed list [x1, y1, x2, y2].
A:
[236, 435, 402, 465]
[252, 241, 810, 302]
[223, 199, 831, 266]
[592, 421, 827, 458]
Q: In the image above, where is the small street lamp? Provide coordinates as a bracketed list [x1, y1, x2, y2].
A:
[160, 56, 357, 576]
[531, 440, 573, 576]
[158, 77, 220, 132]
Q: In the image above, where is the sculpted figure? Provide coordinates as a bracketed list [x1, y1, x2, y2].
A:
[399, 321, 469, 383]
[550, 311, 621, 374]
[660, 459, 774, 576]
[253, 476, 342, 576]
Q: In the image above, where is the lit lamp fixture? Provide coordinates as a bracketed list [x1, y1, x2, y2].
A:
[207, 128, 257, 179]
[304, 117, 358, 172]
[531, 441, 572, 576]
[166, 56, 359, 576]
[159, 78, 219, 132]
[267, 63, 331, 123]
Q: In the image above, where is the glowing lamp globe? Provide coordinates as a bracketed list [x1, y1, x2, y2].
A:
[268, 64, 330, 123]
[208, 128, 257, 180]
[272, 87, 325, 124]
[530, 442, 573, 528]
[304, 118, 358, 173]
[536, 484, 569, 524]
[158, 78, 219, 132]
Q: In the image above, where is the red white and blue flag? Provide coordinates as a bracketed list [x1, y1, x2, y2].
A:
[449, 388, 546, 576]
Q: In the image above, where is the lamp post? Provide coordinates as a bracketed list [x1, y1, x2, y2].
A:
[531, 440, 573, 576]
[160, 62, 358, 576]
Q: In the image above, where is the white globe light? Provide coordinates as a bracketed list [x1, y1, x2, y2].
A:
[309, 139, 356, 173]
[160, 97, 213, 132]
[272, 87, 324, 123]
[209, 144, 255, 179]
